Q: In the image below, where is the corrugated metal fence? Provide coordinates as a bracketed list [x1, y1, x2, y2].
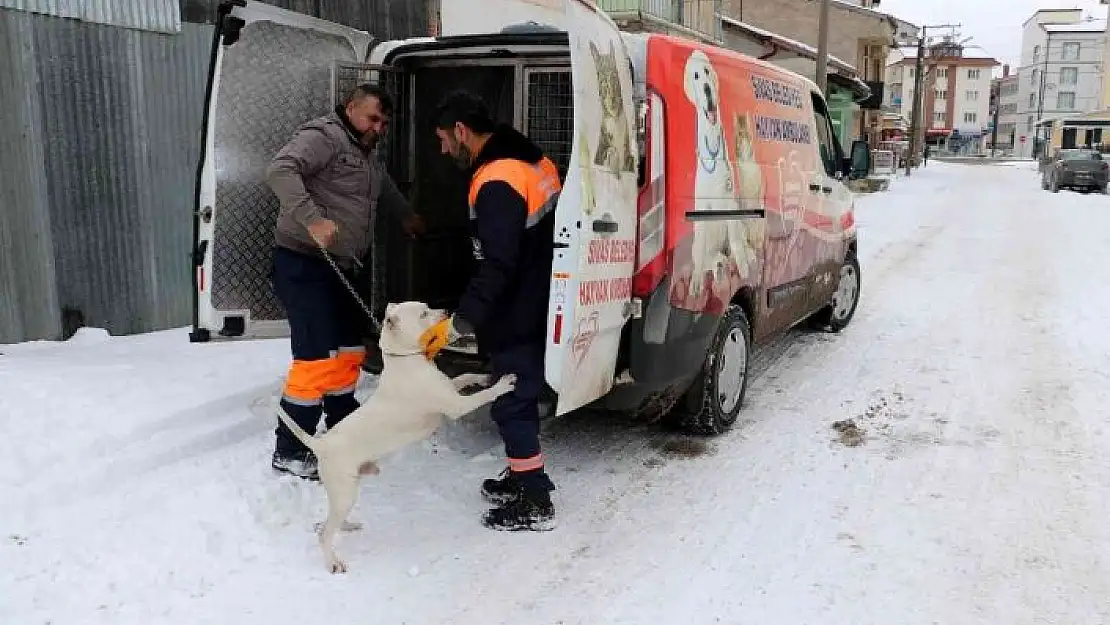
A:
[0, 1, 432, 344]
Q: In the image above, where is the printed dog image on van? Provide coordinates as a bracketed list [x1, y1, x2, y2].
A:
[590, 40, 636, 174]
[683, 49, 753, 298]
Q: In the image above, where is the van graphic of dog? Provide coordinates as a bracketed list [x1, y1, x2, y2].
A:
[683, 50, 752, 298]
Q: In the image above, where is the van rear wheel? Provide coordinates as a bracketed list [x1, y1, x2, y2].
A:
[669, 305, 751, 436]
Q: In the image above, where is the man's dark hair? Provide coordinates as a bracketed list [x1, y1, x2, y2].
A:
[346, 83, 394, 115]
[434, 90, 496, 134]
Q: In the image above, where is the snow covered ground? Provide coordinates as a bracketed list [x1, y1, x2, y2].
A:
[4, 161, 1110, 624]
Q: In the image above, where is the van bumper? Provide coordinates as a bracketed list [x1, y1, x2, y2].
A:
[622, 277, 720, 391]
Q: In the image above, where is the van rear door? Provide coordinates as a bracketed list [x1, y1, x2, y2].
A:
[544, 0, 639, 415]
[191, 2, 375, 341]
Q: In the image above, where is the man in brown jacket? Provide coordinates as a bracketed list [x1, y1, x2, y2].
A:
[266, 84, 423, 480]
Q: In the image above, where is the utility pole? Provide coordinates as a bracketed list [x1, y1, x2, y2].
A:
[1034, 34, 1051, 159]
[815, 0, 831, 94]
[990, 79, 1001, 158]
[904, 23, 961, 176]
[906, 31, 926, 176]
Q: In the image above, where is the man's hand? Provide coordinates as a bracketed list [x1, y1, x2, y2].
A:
[307, 218, 338, 248]
[402, 214, 426, 238]
[420, 316, 461, 360]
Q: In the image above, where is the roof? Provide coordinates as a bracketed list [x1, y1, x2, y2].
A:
[1042, 21, 1106, 34]
[719, 15, 857, 74]
[891, 54, 1000, 67]
[1023, 8, 1083, 28]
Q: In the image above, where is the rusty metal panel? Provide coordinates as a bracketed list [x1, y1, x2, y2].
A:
[0, 0, 181, 33]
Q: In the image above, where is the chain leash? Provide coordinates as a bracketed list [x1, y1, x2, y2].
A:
[316, 241, 382, 334]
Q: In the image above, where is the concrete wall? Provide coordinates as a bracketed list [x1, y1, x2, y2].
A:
[723, 0, 893, 69]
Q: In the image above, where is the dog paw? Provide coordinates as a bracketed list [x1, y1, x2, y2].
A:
[494, 374, 517, 394]
[358, 461, 380, 476]
[328, 557, 348, 574]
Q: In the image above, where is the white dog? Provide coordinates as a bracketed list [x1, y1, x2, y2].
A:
[277, 301, 516, 574]
[683, 50, 757, 297]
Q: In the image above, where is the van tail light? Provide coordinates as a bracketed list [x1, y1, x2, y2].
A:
[633, 91, 666, 297]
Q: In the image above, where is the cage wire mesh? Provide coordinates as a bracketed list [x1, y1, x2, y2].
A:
[524, 68, 573, 179]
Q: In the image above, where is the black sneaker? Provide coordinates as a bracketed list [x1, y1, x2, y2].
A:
[272, 449, 319, 481]
[482, 490, 556, 532]
[481, 467, 520, 505]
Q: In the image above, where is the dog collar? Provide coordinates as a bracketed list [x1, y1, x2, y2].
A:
[700, 132, 722, 173]
[381, 349, 428, 358]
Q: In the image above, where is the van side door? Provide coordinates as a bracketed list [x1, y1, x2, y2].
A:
[544, 0, 639, 415]
[756, 77, 821, 340]
[192, 2, 386, 342]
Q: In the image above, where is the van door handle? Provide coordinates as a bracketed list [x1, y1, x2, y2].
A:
[822, 186, 833, 194]
[592, 218, 619, 234]
[808, 183, 822, 192]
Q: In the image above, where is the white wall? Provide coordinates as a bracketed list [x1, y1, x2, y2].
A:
[440, 0, 565, 36]
[1014, 10, 1102, 156]
[952, 66, 993, 131]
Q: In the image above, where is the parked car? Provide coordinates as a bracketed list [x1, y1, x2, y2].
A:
[190, 0, 871, 435]
[1041, 149, 1109, 193]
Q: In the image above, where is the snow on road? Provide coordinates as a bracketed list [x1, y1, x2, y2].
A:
[4, 161, 1110, 625]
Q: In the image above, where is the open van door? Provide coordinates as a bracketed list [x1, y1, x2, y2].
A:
[544, 0, 639, 414]
[190, 1, 377, 341]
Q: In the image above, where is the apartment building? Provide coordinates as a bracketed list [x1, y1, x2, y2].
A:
[1016, 9, 1106, 158]
[991, 66, 1021, 151]
[885, 41, 999, 153]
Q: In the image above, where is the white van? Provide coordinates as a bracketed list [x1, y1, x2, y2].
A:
[191, 0, 871, 434]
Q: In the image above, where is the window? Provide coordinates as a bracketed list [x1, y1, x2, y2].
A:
[1027, 116, 1035, 131]
[968, 69, 981, 80]
[966, 91, 980, 101]
[937, 68, 948, 78]
[934, 112, 946, 122]
[1034, 44, 1041, 59]
[1061, 67, 1078, 86]
[1062, 42, 1081, 61]
[964, 112, 978, 123]
[1057, 91, 1076, 110]
[1032, 69, 1038, 85]
[935, 89, 948, 100]
[1029, 93, 1036, 107]
[810, 92, 841, 177]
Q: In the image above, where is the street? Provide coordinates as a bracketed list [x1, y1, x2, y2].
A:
[4, 160, 1110, 624]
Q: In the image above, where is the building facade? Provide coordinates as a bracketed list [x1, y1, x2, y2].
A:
[991, 67, 1020, 152]
[722, 0, 915, 149]
[1016, 9, 1106, 158]
[885, 41, 999, 153]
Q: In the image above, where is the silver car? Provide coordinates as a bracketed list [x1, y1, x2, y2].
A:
[1042, 149, 1110, 194]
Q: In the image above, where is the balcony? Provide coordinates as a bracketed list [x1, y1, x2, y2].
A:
[597, 0, 722, 42]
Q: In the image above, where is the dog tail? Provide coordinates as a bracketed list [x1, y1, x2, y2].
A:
[276, 405, 320, 452]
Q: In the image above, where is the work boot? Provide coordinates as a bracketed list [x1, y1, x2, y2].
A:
[482, 488, 555, 532]
[272, 449, 319, 481]
[481, 467, 520, 505]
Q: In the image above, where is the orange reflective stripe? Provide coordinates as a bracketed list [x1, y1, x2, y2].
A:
[326, 348, 365, 395]
[508, 454, 545, 472]
[283, 358, 337, 404]
[468, 157, 562, 227]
